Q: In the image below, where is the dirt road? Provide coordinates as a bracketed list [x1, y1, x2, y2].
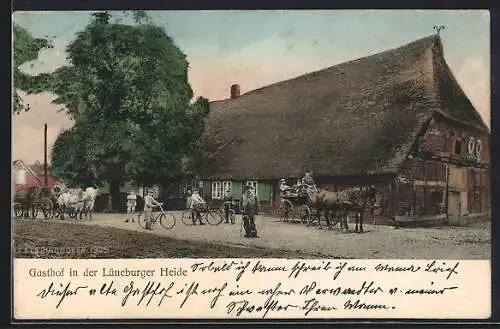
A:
[68, 212, 490, 259]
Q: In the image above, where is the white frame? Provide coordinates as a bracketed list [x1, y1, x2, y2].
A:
[246, 181, 258, 197]
[222, 181, 232, 196]
[211, 181, 222, 199]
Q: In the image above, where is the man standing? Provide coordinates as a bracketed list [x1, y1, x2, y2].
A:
[239, 185, 259, 238]
[223, 188, 233, 224]
[125, 190, 137, 222]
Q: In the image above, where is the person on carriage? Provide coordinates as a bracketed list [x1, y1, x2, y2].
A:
[239, 185, 259, 238]
[222, 188, 233, 224]
[280, 178, 291, 195]
[301, 171, 316, 187]
[190, 189, 206, 225]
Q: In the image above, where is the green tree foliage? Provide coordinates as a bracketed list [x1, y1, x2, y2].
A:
[12, 23, 52, 114]
[51, 123, 99, 187]
[48, 11, 209, 209]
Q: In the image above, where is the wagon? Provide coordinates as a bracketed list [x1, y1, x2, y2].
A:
[277, 191, 312, 225]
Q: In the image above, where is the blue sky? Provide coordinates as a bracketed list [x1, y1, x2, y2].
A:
[12, 10, 490, 163]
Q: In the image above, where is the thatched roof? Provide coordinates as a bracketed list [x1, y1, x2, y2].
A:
[190, 35, 489, 180]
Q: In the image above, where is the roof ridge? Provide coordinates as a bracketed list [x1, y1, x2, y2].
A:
[427, 37, 490, 131]
[212, 34, 440, 103]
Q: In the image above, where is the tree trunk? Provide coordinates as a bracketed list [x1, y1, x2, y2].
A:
[109, 180, 121, 212]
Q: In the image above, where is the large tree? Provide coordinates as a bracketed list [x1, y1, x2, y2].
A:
[12, 23, 52, 114]
[48, 11, 209, 209]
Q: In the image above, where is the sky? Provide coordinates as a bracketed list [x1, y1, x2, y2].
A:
[12, 10, 490, 164]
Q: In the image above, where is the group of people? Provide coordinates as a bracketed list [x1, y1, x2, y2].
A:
[280, 171, 317, 197]
[123, 185, 260, 238]
[185, 186, 259, 238]
[124, 189, 162, 230]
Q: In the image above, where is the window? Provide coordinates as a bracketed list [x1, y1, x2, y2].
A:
[454, 140, 463, 155]
[222, 181, 232, 195]
[211, 181, 222, 199]
[246, 181, 258, 197]
[211, 181, 231, 199]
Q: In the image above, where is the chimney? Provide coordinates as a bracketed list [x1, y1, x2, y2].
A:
[230, 84, 241, 99]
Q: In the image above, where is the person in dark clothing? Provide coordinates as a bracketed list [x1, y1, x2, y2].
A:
[239, 185, 259, 238]
[223, 188, 234, 224]
[301, 171, 316, 187]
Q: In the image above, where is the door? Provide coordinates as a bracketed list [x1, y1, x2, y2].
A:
[447, 191, 461, 225]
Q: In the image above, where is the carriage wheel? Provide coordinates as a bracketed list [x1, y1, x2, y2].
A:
[40, 198, 53, 220]
[278, 200, 294, 223]
[298, 205, 311, 225]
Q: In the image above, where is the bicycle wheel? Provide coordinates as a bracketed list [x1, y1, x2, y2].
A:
[181, 210, 195, 226]
[159, 213, 176, 230]
[137, 213, 149, 229]
[205, 210, 223, 225]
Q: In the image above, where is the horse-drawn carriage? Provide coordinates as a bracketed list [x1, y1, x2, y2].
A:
[278, 184, 381, 232]
[277, 188, 314, 225]
[13, 186, 56, 220]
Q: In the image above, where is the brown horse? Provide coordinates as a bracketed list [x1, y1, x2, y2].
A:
[14, 187, 40, 218]
[307, 186, 379, 233]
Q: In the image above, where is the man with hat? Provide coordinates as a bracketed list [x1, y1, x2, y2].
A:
[279, 178, 292, 197]
[239, 185, 259, 238]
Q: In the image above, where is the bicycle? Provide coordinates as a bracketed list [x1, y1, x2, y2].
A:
[191, 203, 224, 225]
[180, 208, 195, 226]
[137, 203, 176, 230]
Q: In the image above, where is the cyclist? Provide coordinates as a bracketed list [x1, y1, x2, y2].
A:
[144, 189, 162, 230]
[190, 189, 206, 225]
